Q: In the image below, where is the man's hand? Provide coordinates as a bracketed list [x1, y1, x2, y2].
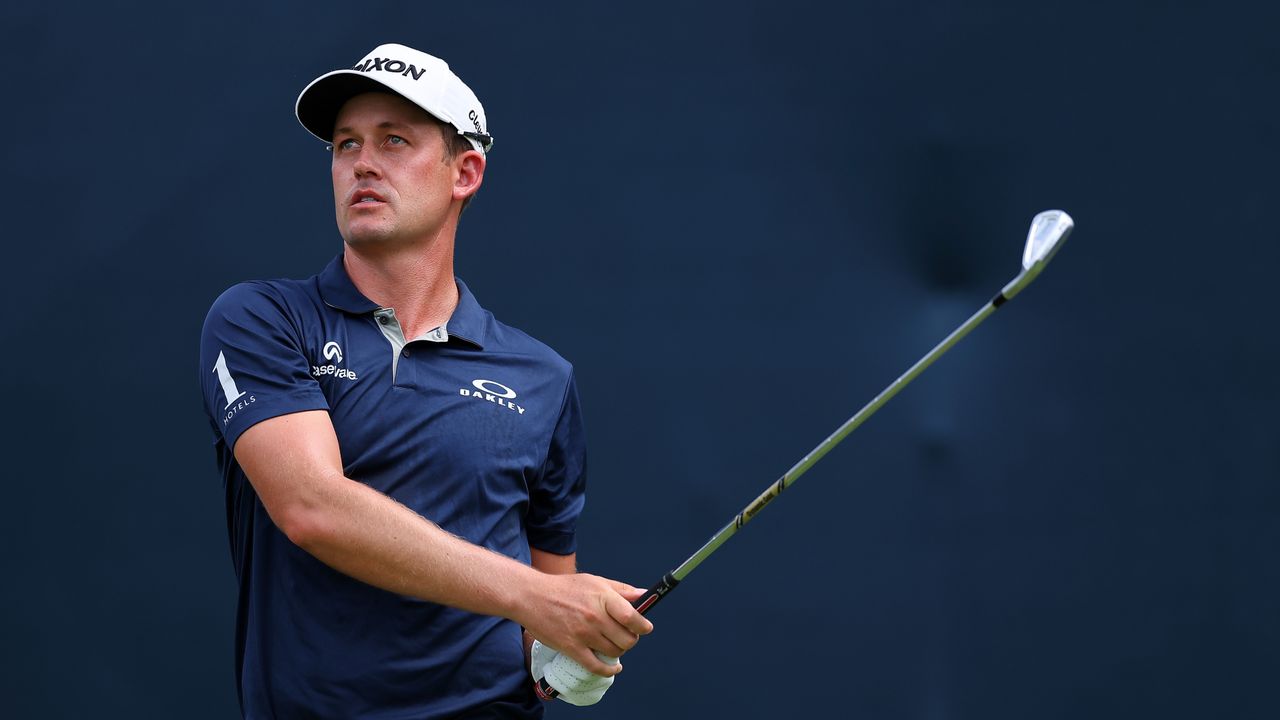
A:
[530, 639, 617, 706]
[516, 573, 653, 676]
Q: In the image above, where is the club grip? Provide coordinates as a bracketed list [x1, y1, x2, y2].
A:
[632, 571, 680, 615]
[534, 572, 681, 701]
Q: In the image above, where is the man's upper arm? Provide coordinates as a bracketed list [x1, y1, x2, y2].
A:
[235, 410, 346, 532]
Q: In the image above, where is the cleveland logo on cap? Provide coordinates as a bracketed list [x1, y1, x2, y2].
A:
[351, 56, 428, 81]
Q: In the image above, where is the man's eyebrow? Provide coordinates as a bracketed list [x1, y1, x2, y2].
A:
[333, 121, 417, 137]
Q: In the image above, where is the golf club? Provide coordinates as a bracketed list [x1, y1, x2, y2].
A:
[537, 209, 1074, 700]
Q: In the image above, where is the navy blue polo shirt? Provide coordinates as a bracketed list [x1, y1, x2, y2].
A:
[199, 254, 586, 719]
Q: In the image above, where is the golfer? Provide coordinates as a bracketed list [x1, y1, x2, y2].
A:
[199, 42, 651, 719]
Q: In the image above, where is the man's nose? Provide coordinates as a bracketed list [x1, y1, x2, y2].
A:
[352, 147, 381, 177]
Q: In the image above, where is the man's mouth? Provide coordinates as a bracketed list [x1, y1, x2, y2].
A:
[350, 189, 388, 206]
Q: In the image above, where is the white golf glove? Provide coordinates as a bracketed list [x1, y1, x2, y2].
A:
[530, 639, 619, 706]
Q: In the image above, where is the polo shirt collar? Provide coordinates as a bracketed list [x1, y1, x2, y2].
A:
[318, 253, 488, 349]
[447, 278, 488, 350]
[318, 254, 380, 313]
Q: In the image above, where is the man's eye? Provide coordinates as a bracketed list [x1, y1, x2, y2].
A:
[385, 135, 407, 146]
[335, 139, 359, 151]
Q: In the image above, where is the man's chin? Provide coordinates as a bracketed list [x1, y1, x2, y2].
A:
[341, 224, 399, 247]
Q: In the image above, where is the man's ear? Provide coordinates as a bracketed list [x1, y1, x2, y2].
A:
[454, 150, 485, 201]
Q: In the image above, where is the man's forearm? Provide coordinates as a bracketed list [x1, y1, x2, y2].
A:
[235, 410, 651, 675]
[285, 471, 542, 623]
[237, 411, 541, 622]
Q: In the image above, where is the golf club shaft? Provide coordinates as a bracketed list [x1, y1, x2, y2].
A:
[536, 282, 1021, 700]
[613, 210, 1072, 629]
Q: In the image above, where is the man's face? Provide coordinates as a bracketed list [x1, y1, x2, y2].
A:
[330, 92, 460, 248]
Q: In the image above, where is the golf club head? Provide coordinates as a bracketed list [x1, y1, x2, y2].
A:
[1001, 209, 1073, 300]
[1023, 210, 1074, 270]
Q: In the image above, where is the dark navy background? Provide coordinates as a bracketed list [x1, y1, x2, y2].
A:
[5, 1, 1276, 717]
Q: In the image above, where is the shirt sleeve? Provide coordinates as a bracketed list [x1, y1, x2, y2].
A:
[526, 369, 587, 555]
[199, 282, 331, 451]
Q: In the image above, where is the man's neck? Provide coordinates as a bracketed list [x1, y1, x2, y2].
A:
[343, 238, 459, 341]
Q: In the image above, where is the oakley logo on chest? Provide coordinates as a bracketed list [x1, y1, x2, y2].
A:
[460, 379, 525, 415]
[313, 340, 359, 381]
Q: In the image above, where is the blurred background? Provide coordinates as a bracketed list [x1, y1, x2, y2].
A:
[4, 1, 1276, 717]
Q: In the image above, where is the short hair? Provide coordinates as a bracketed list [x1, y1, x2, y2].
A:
[441, 125, 474, 160]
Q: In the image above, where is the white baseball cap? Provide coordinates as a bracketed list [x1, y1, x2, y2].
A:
[296, 43, 493, 154]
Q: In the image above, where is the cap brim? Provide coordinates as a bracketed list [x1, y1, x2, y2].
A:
[295, 71, 402, 143]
